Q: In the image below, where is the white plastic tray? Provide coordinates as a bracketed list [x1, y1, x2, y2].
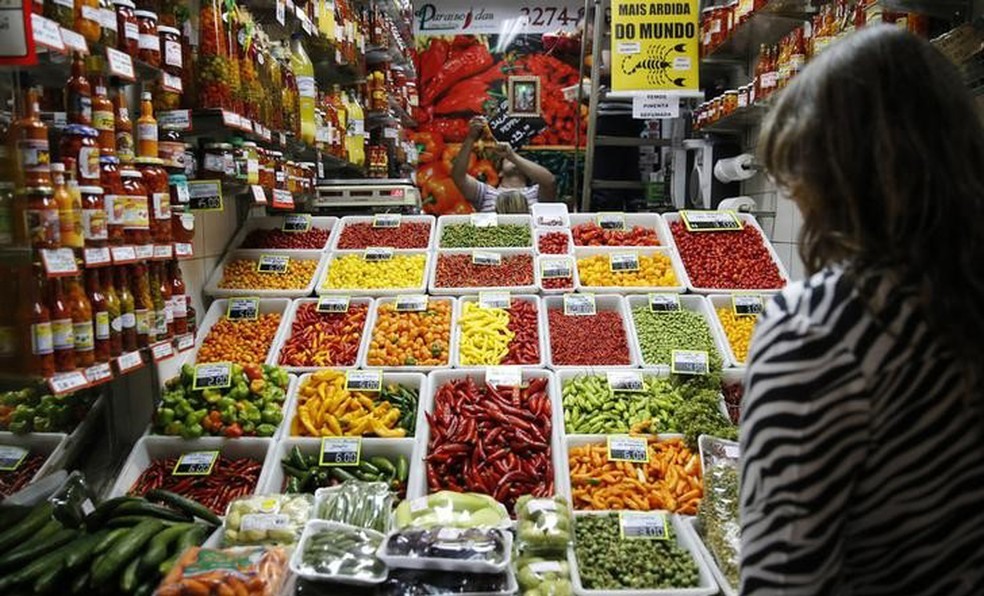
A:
[108, 435, 274, 499]
[190, 298, 293, 366]
[541, 294, 641, 370]
[573, 246, 687, 295]
[0, 431, 68, 495]
[290, 520, 387, 585]
[685, 516, 737, 596]
[662, 212, 789, 293]
[624, 294, 731, 371]
[376, 526, 513, 574]
[453, 295, 546, 368]
[268, 297, 375, 372]
[204, 249, 329, 298]
[359, 297, 458, 371]
[569, 213, 674, 249]
[428, 248, 537, 296]
[531, 203, 570, 228]
[536, 254, 581, 295]
[317, 249, 433, 297]
[705, 294, 777, 369]
[330, 214, 437, 251]
[534, 227, 574, 255]
[406, 368, 565, 503]
[230, 216, 338, 251]
[436, 214, 533, 248]
[569, 511, 719, 596]
[281, 371, 428, 442]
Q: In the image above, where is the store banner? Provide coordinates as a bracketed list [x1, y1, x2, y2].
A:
[610, 0, 700, 92]
[413, 1, 583, 36]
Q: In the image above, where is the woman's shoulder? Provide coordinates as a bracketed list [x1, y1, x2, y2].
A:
[762, 266, 862, 335]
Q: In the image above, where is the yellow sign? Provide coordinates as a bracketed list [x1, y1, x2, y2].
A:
[611, 0, 700, 92]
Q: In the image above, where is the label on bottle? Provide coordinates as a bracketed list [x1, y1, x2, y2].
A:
[135, 308, 150, 335]
[154, 309, 167, 336]
[202, 153, 225, 173]
[95, 311, 110, 340]
[81, 4, 101, 24]
[52, 318, 74, 350]
[152, 192, 170, 220]
[92, 109, 114, 132]
[116, 132, 135, 162]
[296, 76, 316, 99]
[121, 195, 149, 230]
[111, 314, 122, 333]
[124, 21, 139, 41]
[26, 209, 61, 246]
[120, 312, 136, 330]
[164, 39, 182, 68]
[32, 322, 54, 355]
[103, 195, 123, 225]
[761, 71, 777, 90]
[18, 138, 50, 172]
[164, 301, 173, 324]
[137, 122, 158, 143]
[52, 0, 73, 7]
[82, 208, 108, 241]
[74, 321, 94, 351]
[171, 295, 187, 318]
[78, 146, 100, 180]
[138, 33, 158, 51]
[98, 7, 117, 30]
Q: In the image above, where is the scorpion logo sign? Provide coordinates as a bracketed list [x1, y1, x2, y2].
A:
[621, 43, 689, 87]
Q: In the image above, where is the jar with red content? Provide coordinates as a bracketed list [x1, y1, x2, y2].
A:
[201, 142, 234, 182]
[168, 173, 188, 207]
[259, 147, 275, 188]
[60, 125, 101, 186]
[159, 126, 185, 170]
[136, 156, 171, 244]
[120, 167, 150, 246]
[197, 0, 233, 110]
[159, 25, 182, 74]
[170, 210, 193, 244]
[79, 186, 108, 248]
[100, 156, 125, 245]
[115, 0, 139, 58]
[135, 10, 160, 67]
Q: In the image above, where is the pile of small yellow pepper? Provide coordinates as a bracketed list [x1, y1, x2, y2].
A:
[457, 302, 515, 365]
[291, 370, 417, 438]
[715, 306, 757, 364]
[576, 253, 678, 287]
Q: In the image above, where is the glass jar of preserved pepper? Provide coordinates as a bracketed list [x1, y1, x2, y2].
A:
[201, 142, 234, 182]
[77, 0, 103, 44]
[45, 0, 74, 29]
[159, 25, 182, 74]
[114, 0, 140, 58]
[79, 185, 108, 248]
[60, 124, 101, 186]
[168, 173, 189, 208]
[170, 209, 194, 244]
[158, 126, 185, 170]
[16, 186, 60, 249]
[196, 0, 233, 110]
[120, 167, 150, 246]
[98, 0, 119, 48]
[100, 155, 125, 245]
[135, 10, 160, 67]
[136, 156, 171, 244]
[131, 263, 154, 347]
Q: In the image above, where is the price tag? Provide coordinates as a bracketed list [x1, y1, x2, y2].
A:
[221, 110, 238, 127]
[257, 255, 290, 273]
[83, 247, 111, 267]
[620, 511, 670, 540]
[154, 244, 173, 260]
[115, 350, 144, 373]
[671, 350, 710, 375]
[317, 296, 350, 314]
[563, 293, 596, 316]
[724, 444, 740, 459]
[363, 247, 394, 262]
[150, 340, 174, 362]
[732, 294, 764, 316]
[174, 243, 193, 259]
[345, 370, 382, 392]
[84, 362, 113, 386]
[192, 362, 233, 390]
[187, 180, 223, 211]
[609, 252, 639, 273]
[680, 210, 742, 232]
[525, 498, 559, 514]
[111, 245, 137, 264]
[597, 212, 626, 230]
[250, 185, 267, 205]
[105, 47, 136, 80]
[60, 28, 88, 53]
[607, 371, 645, 392]
[225, 297, 260, 321]
[395, 295, 428, 312]
[49, 371, 89, 395]
[372, 213, 402, 228]
[41, 248, 78, 277]
[134, 244, 154, 260]
[540, 258, 573, 279]
[162, 71, 183, 93]
[478, 291, 510, 309]
[527, 561, 565, 574]
[648, 293, 681, 312]
[0, 446, 28, 471]
[470, 213, 498, 227]
[486, 366, 522, 388]
[158, 109, 191, 130]
[174, 333, 195, 352]
[31, 15, 65, 51]
[409, 497, 429, 513]
[241, 513, 290, 532]
[607, 436, 650, 463]
[276, 0, 285, 25]
[472, 251, 501, 266]
[282, 214, 311, 232]
[172, 451, 219, 476]
[319, 437, 362, 466]
[271, 189, 294, 210]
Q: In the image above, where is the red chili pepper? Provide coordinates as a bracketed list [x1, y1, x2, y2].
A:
[337, 222, 432, 249]
[422, 44, 494, 107]
[547, 309, 631, 366]
[434, 254, 534, 288]
[419, 38, 450, 86]
[0, 454, 46, 497]
[572, 222, 661, 247]
[538, 232, 571, 254]
[669, 221, 785, 289]
[128, 455, 261, 514]
[240, 227, 331, 250]
[434, 79, 492, 115]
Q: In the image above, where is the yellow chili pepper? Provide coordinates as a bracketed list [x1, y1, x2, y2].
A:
[715, 306, 757, 364]
[457, 302, 514, 365]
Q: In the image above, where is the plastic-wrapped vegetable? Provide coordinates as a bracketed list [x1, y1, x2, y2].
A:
[291, 521, 387, 584]
[697, 435, 740, 592]
[515, 495, 572, 553]
[378, 527, 510, 572]
[223, 493, 313, 546]
[516, 555, 573, 596]
[316, 481, 394, 533]
[393, 491, 509, 529]
[156, 546, 289, 596]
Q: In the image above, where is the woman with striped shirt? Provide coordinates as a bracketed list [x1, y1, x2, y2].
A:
[740, 26, 984, 595]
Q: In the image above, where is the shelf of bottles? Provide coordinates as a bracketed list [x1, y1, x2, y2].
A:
[694, 0, 934, 132]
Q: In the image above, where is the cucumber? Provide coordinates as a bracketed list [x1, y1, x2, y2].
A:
[133, 578, 157, 596]
[158, 524, 208, 576]
[0, 502, 53, 552]
[396, 455, 409, 482]
[111, 501, 193, 522]
[369, 456, 397, 477]
[0, 519, 63, 568]
[0, 528, 79, 569]
[0, 536, 79, 591]
[106, 515, 180, 528]
[90, 519, 163, 587]
[119, 554, 141, 593]
[85, 497, 143, 530]
[145, 489, 222, 526]
[138, 523, 195, 576]
[33, 556, 67, 595]
[64, 530, 109, 572]
[70, 571, 90, 595]
[93, 527, 129, 556]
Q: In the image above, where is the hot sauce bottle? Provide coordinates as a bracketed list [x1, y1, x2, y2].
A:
[27, 268, 54, 377]
[86, 268, 111, 363]
[49, 277, 76, 372]
[66, 271, 95, 367]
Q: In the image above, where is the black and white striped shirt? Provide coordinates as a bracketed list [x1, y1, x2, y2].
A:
[739, 266, 984, 595]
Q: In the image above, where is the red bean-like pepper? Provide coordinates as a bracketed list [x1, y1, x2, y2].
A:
[547, 308, 631, 366]
[240, 227, 331, 250]
[434, 254, 534, 288]
[669, 220, 785, 289]
[501, 301, 540, 365]
[336, 221, 432, 249]
[537, 231, 570, 254]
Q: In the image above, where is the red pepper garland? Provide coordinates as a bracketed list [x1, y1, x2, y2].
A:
[128, 456, 262, 514]
[669, 221, 785, 289]
[434, 254, 534, 288]
[426, 377, 554, 513]
[547, 309, 631, 365]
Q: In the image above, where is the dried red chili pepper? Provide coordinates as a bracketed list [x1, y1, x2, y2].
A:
[434, 254, 534, 288]
[547, 309, 631, 366]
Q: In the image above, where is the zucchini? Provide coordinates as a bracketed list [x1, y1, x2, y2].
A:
[396, 455, 409, 482]
[0, 519, 63, 568]
[106, 515, 180, 528]
[145, 489, 222, 526]
[119, 554, 141, 593]
[329, 467, 358, 482]
[290, 445, 308, 470]
[369, 456, 396, 477]
[111, 501, 193, 522]
[0, 502, 53, 552]
[93, 527, 129, 556]
[90, 519, 163, 587]
[138, 523, 195, 576]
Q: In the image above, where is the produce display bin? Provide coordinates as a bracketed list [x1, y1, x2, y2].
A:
[204, 249, 329, 298]
[685, 516, 738, 596]
[624, 294, 731, 371]
[541, 294, 642, 370]
[229, 216, 339, 251]
[531, 202, 571, 228]
[705, 293, 777, 369]
[453, 294, 546, 369]
[190, 298, 293, 366]
[435, 214, 534, 248]
[0, 432, 68, 496]
[330, 215, 437, 251]
[359, 297, 459, 372]
[568, 212, 674, 249]
[536, 254, 581, 295]
[317, 249, 433, 297]
[573, 246, 687, 295]
[429, 248, 538, 296]
[534, 227, 574, 255]
[269, 297, 376, 373]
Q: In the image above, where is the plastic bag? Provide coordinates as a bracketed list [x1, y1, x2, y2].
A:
[49, 470, 96, 528]
[516, 555, 573, 596]
[378, 526, 510, 573]
[316, 480, 393, 533]
[224, 493, 313, 546]
[697, 435, 740, 592]
[393, 491, 510, 529]
[290, 520, 386, 584]
[155, 546, 289, 596]
[515, 495, 572, 554]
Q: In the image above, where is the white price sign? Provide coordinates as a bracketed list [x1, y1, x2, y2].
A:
[317, 296, 350, 314]
[486, 366, 522, 388]
[732, 294, 764, 316]
[609, 252, 640, 272]
[150, 340, 174, 362]
[596, 212, 626, 230]
[619, 511, 670, 539]
[648, 293, 681, 313]
[115, 350, 144, 373]
[60, 28, 88, 53]
[49, 371, 89, 395]
[472, 251, 502, 267]
[84, 362, 113, 385]
[671, 350, 709, 375]
[632, 94, 680, 119]
[31, 15, 65, 51]
[540, 258, 573, 279]
[680, 210, 742, 232]
[174, 333, 195, 352]
[607, 371, 645, 392]
[563, 293, 596, 316]
[363, 247, 394, 262]
[41, 248, 78, 277]
[372, 214, 402, 228]
[106, 47, 136, 80]
[478, 292, 511, 309]
[607, 436, 649, 463]
[320, 437, 362, 466]
[345, 370, 382, 392]
[111, 245, 137, 264]
[172, 451, 219, 476]
[470, 213, 498, 228]
[282, 214, 312, 232]
[83, 247, 112, 267]
[0, 446, 28, 471]
[395, 295, 428, 312]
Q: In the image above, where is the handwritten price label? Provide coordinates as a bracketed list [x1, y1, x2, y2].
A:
[607, 436, 649, 463]
[105, 47, 135, 80]
[320, 437, 361, 467]
[150, 340, 174, 362]
[49, 371, 89, 395]
[84, 362, 113, 386]
[115, 350, 144, 373]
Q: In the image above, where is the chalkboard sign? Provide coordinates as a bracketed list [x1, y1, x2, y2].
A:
[487, 98, 546, 149]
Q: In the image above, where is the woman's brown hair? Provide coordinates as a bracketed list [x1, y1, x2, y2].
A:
[760, 25, 984, 365]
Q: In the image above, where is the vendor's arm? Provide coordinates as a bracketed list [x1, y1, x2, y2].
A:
[451, 117, 484, 207]
[502, 144, 556, 200]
